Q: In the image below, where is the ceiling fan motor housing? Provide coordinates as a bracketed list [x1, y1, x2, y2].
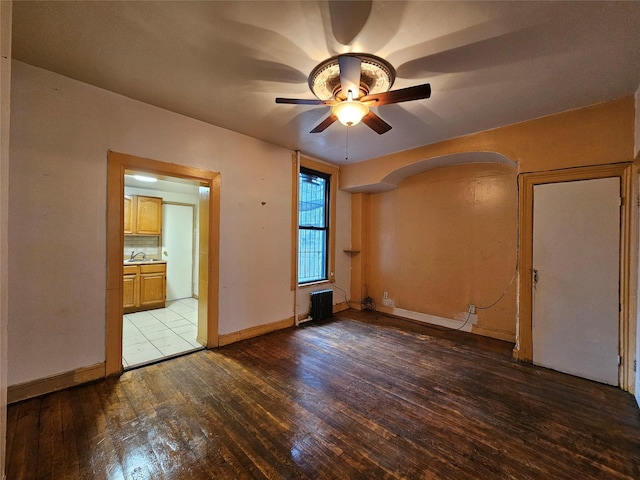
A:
[309, 53, 396, 101]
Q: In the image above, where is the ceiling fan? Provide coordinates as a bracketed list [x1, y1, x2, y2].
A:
[275, 53, 431, 134]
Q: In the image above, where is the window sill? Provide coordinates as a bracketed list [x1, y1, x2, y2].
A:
[298, 279, 332, 288]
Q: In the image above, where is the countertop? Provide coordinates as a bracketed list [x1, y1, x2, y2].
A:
[123, 259, 167, 265]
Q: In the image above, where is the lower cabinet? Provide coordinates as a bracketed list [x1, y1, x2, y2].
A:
[139, 264, 166, 308]
[123, 263, 166, 313]
[123, 265, 139, 309]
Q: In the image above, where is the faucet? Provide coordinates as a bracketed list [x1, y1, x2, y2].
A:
[130, 251, 146, 260]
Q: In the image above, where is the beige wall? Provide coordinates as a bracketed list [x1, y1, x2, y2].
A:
[8, 61, 351, 386]
[344, 96, 636, 348]
[341, 97, 635, 192]
[0, 1, 11, 475]
[367, 163, 517, 341]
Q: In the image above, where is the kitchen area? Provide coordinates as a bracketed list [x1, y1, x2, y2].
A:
[122, 173, 203, 369]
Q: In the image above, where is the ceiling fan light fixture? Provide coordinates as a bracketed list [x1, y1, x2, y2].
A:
[333, 100, 369, 126]
[332, 91, 369, 126]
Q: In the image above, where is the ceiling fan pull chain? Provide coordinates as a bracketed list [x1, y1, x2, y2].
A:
[345, 127, 349, 161]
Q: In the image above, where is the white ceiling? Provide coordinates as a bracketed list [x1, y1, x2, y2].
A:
[11, 1, 640, 166]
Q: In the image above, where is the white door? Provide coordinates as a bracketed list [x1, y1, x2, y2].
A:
[532, 177, 620, 385]
[162, 204, 194, 301]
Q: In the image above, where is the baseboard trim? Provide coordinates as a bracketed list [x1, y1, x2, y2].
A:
[219, 317, 295, 347]
[379, 306, 476, 332]
[333, 302, 349, 313]
[472, 325, 516, 343]
[8, 362, 106, 404]
[377, 306, 516, 343]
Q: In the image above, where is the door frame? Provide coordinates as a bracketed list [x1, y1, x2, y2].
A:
[106, 151, 220, 376]
[515, 163, 636, 391]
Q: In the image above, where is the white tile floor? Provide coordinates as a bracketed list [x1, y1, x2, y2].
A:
[122, 297, 203, 369]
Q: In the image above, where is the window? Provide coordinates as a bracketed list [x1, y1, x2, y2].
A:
[298, 167, 330, 284]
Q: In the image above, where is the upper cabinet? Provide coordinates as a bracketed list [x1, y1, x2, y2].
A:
[124, 195, 134, 234]
[125, 195, 162, 235]
[136, 196, 162, 235]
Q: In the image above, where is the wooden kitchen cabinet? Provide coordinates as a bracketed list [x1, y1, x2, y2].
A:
[123, 265, 139, 309]
[123, 262, 166, 312]
[136, 196, 162, 235]
[124, 195, 162, 235]
[124, 195, 134, 234]
[139, 264, 166, 308]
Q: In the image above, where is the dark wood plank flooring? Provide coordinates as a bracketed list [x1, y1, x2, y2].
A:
[6, 310, 640, 479]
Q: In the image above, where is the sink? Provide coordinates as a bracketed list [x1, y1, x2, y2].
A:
[124, 258, 161, 263]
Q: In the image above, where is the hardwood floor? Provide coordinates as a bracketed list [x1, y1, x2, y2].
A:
[6, 310, 640, 479]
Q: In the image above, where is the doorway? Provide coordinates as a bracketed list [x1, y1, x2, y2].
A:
[122, 176, 200, 369]
[106, 151, 220, 376]
[532, 177, 620, 385]
[516, 163, 635, 391]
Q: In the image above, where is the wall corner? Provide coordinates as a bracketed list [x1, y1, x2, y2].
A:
[0, 1, 12, 477]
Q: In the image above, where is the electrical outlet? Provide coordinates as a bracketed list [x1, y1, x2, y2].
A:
[383, 291, 389, 299]
[468, 304, 476, 314]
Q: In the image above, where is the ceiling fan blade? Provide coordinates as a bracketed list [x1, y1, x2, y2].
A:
[310, 114, 338, 133]
[361, 83, 431, 106]
[362, 110, 392, 135]
[275, 97, 329, 105]
[339, 55, 362, 98]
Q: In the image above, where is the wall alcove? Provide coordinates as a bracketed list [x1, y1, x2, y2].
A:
[348, 152, 519, 343]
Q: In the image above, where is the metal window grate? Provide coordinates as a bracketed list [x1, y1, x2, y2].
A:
[299, 168, 329, 284]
